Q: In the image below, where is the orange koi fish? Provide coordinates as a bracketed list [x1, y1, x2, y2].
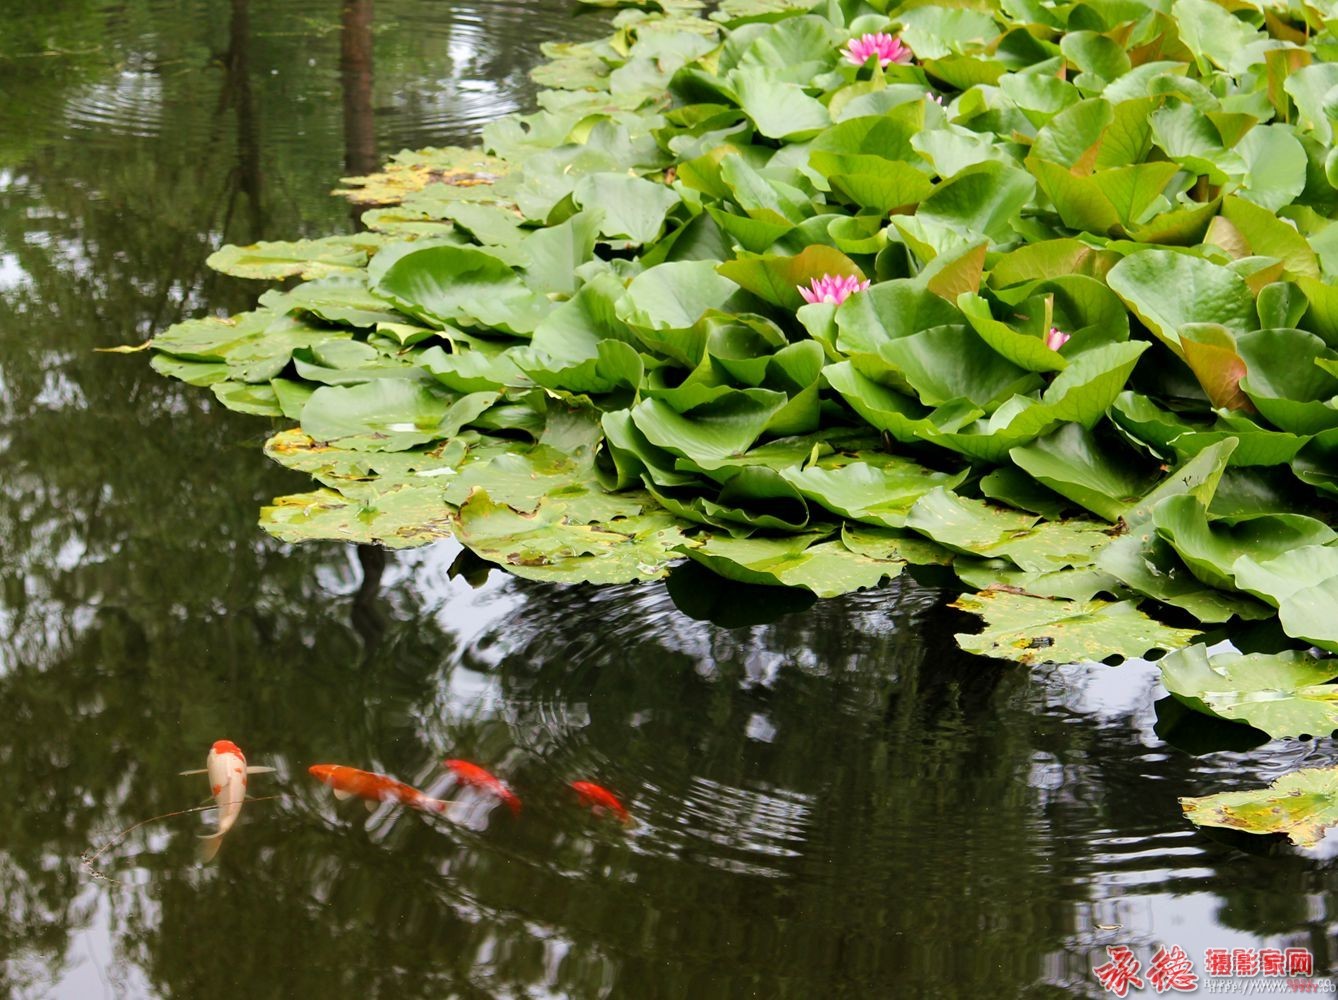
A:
[442, 759, 521, 815]
[570, 781, 631, 824]
[308, 764, 454, 814]
[180, 739, 274, 862]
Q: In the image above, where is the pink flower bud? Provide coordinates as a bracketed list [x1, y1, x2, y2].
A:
[1045, 327, 1071, 351]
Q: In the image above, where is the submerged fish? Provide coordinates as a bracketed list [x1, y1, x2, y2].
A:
[442, 759, 522, 816]
[308, 764, 453, 814]
[180, 739, 274, 862]
[570, 781, 631, 824]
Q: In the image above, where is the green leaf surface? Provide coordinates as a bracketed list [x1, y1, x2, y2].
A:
[1181, 766, 1338, 847]
[1160, 644, 1338, 739]
[952, 590, 1200, 665]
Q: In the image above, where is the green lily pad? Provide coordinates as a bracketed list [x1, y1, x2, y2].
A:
[1107, 250, 1257, 352]
[261, 484, 454, 548]
[454, 489, 692, 583]
[1160, 644, 1338, 738]
[686, 532, 903, 597]
[952, 590, 1200, 665]
[1181, 765, 1338, 847]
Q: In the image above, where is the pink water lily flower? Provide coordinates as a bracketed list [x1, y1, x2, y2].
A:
[843, 32, 913, 68]
[1045, 327, 1071, 351]
[798, 274, 871, 306]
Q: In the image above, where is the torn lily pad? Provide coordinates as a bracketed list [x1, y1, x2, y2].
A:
[952, 590, 1200, 666]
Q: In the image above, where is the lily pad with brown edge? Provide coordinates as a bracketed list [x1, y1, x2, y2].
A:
[951, 590, 1201, 665]
[1181, 766, 1338, 848]
[260, 484, 454, 549]
[334, 146, 511, 206]
[1159, 644, 1338, 739]
[451, 489, 693, 584]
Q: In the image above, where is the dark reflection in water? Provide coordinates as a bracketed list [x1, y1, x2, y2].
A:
[2, 0, 1338, 997]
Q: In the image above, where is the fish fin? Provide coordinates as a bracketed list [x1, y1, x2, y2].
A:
[197, 834, 223, 863]
[245, 765, 276, 774]
[179, 769, 207, 776]
[364, 800, 378, 813]
[332, 788, 354, 801]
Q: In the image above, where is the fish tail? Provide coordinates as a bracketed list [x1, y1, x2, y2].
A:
[197, 833, 223, 863]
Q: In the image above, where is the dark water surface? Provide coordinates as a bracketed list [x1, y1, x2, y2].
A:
[3, 1, 1338, 997]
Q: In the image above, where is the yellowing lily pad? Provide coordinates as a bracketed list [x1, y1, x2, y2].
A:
[334, 147, 511, 206]
[1181, 766, 1338, 847]
[260, 484, 454, 548]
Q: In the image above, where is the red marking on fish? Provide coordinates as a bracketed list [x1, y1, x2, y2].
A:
[570, 781, 631, 823]
[307, 764, 452, 814]
[443, 759, 521, 816]
[212, 739, 243, 758]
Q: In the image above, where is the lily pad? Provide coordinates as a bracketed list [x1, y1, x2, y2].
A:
[1181, 766, 1338, 847]
[453, 489, 693, 583]
[1160, 644, 1338, 739]
[952, 590, 1200, 665]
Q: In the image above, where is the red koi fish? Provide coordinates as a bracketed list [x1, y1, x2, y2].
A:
[570, 781, 631, 824]
[180, 739, 274, 862]
[308, 764, 453, 814]
[442, 759, 521, 815]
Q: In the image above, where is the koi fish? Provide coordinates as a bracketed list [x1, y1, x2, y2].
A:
[180, 740, 274, 862]
[308, 764, 453, 814]
[570, 781, 631, 824]
[442, 759, 521, 815]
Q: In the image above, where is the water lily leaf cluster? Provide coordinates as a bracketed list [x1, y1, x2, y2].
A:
[145, 0, 1338, 696]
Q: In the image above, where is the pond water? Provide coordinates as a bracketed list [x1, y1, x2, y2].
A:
[2, 1, 1338, 997]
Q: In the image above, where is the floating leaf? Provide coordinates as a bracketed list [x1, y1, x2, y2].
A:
[261, 484, 454, 548]
[208, 234, 390, 281]
[1107, 250, 1257, 352]
[452, 489, 693, 584]
[1160, 644, 1338, 739]
[686, 533, 903, 597]
[952, 590, 1200, 665]
[1181, 766, 1338, 847]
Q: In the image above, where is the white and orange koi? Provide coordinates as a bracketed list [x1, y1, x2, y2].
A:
[180, 739, 274, 861]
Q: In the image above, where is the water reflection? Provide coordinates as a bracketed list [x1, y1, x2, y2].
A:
[2, 0, 1338, 996]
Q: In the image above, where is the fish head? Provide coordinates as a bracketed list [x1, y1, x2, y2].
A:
[211, 739, 244, 761]
[444, 759, 482, 780]
[308, 764, 338, 784]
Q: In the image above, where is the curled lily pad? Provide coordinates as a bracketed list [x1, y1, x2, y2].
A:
[1160, 644, 1338, 739]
